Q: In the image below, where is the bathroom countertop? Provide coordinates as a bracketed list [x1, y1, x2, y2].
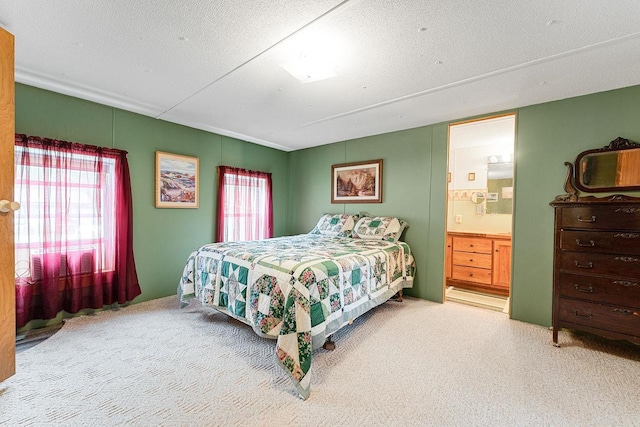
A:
[446, 231, 511, 240]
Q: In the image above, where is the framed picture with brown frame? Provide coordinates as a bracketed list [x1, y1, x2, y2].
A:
[155, 151, 199, 208]
[331, 159, 383, 203]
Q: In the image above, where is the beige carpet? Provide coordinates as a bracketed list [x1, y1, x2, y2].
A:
[1, 295, 639, 426]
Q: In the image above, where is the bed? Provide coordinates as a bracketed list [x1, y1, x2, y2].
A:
[177, 214, 416, 399]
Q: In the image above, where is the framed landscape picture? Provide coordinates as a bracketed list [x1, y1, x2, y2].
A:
[331, 159, 383, 203]
[155, 151, 199, 208]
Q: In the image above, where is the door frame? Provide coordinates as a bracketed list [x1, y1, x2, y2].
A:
[444, 113, 516, 313]
[0, 26, 16, 383]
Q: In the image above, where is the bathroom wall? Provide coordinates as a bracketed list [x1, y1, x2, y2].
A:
[447, 141, 513, 234]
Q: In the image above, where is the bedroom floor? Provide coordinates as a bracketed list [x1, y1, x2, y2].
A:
[15, 323, 63, 354]
[6, 294, 638, 425]
[17, 289, 510, 354]
[445, 286, 509, 314]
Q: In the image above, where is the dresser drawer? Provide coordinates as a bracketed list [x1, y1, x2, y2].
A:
[560, 206, 640, 230]
[558, 251, 640, 278]
[452, 265, 492, 285]
[558, 272, 640, 308]
[558, 298, 640, 337]
[560, 230, 640, 255]
[452, 251, 492, 269]
[452, 237, 492, 254]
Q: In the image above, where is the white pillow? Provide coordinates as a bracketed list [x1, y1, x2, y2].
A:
[351, 216, 409, 242]
[309, 213, 358, 237]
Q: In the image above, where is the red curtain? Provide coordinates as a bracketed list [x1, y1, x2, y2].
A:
[216, 166, 273, 242]
[14, 134, 141, 328]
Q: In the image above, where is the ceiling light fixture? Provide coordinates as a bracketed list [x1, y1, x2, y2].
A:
[280, 30, 342, 84]
[280, 54, 337, 84]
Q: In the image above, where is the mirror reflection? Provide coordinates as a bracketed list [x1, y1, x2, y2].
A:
[486, 162, 513, 215]
[578, 147, 640, 190]
[470, 191, 486, 204]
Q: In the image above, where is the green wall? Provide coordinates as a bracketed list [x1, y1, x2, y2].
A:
[512, 85, 640, 325]
[289, 84, 640, 327]
[15, 82, 640, 329]
[288, 125, 449, 302]
[15, 83, 290, 308]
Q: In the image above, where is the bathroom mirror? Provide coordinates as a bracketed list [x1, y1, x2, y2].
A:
[575, 137, 640, 192]
[486, 162, 513, 214]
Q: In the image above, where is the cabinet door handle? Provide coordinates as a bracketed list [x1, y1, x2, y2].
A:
[574, 284, 594, 293]
[613, 308, 633, 315]
[574, 311, 593, 319]
[574, 261, 593, 269]
[577, 215, 596, 223]
[575, 239, 595, 247]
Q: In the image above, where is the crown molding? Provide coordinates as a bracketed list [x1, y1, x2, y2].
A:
[156, 112, 292, 152]
[14, 67, 291, 151]
[15, 67, 164, 118]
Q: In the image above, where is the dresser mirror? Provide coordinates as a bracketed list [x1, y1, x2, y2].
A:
[574, 137, 640, 192]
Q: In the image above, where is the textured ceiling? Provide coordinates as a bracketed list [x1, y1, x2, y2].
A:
[2, 0, 640, 151]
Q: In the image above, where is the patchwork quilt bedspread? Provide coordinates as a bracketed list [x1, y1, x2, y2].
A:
[178, 234, 415, 399]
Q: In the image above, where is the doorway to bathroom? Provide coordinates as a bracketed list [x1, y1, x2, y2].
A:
[444, 114, 515, 314]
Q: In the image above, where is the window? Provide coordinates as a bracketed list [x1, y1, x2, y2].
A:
[14, 134, 140, 328]
[216, 166, 273, 242]
[14, 146, 116, 275]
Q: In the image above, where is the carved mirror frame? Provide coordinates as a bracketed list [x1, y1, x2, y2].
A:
[567, 137, 640, 196]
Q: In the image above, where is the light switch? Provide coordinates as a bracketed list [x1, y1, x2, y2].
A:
[455, 214, 463, 224]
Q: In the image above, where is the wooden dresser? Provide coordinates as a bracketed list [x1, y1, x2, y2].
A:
[445, 232, 511, 296]
[550, 195, 640, 346]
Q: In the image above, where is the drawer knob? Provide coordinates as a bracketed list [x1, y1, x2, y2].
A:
[574, 311, 593, 319]
[574, 261, 593, 269]
[577, 215, 596, 223]
[574, 284, 594, 293]
[575, 239, 595, 247]
[613, 280, 639, 287]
